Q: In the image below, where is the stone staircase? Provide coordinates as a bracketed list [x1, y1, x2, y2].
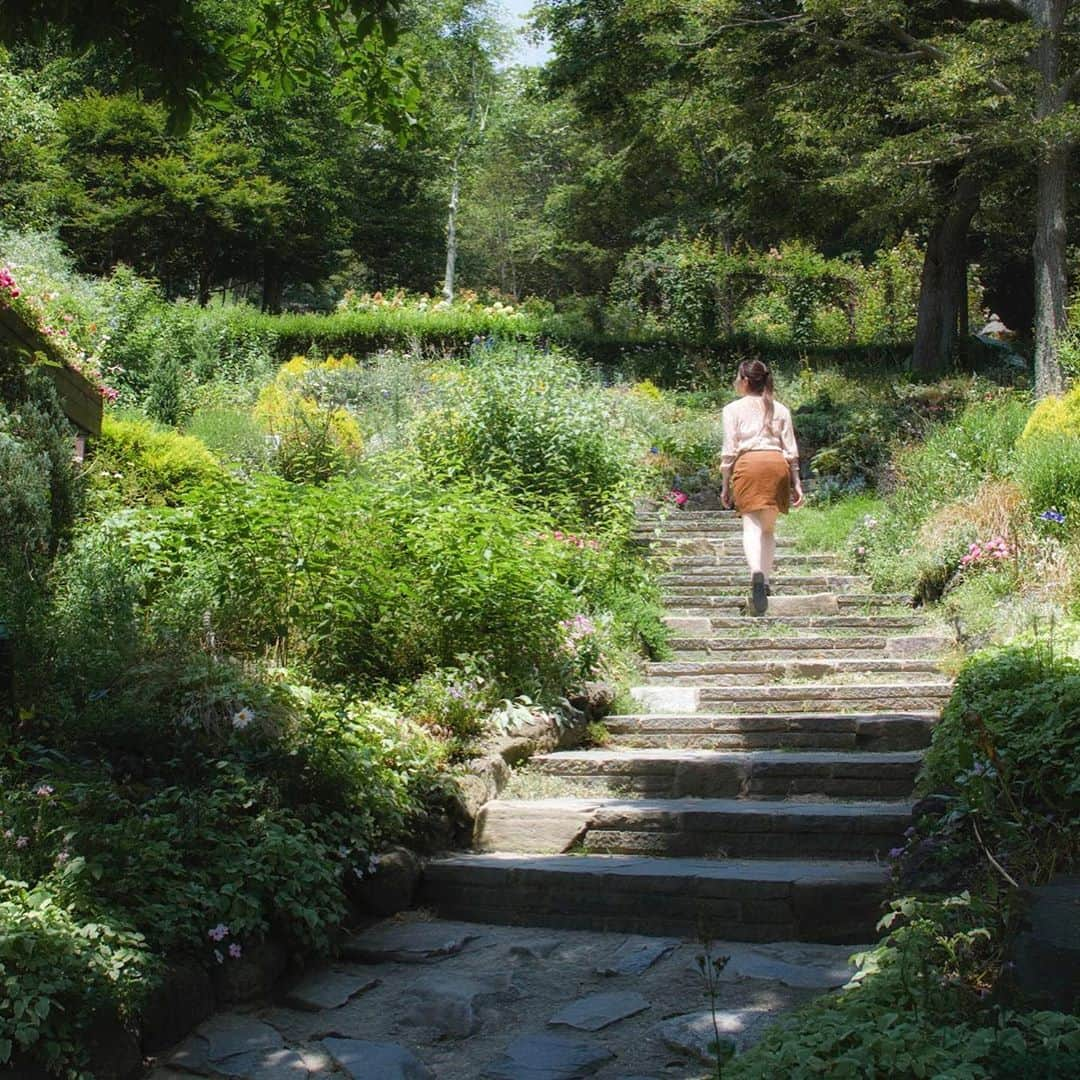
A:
[420, 508, 952, 945]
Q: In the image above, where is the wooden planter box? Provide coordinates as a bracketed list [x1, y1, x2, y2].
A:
[0, 305, 102, 436]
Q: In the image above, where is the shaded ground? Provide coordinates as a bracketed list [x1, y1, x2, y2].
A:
[150, 911, 864, 1079]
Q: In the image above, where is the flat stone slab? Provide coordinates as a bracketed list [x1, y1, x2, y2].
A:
[548, 990, 650, 1031]
[759, 594, 840, 617]
[657, 1007, 774, 1061]
[342, 920, 481, 963]
[322, 1038, 434, 1080]
[885, 635, 951, 658]
[400, 972, 512, 1038]
[483, 1034, 615, 1079]
[282, 970, 379, 1011]
[663, 616, 712, 636]
[168, 1014, 284, 1072]
[476, 799, 598, 854]
[596, 937, 679, 977]
[715, 942, 862, 989]
[510, 938, 562, 960]
[215, 1048, 314, 1079]
[629, 686, 699, 713]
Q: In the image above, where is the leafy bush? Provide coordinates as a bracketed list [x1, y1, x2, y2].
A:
[0, 882, 153, 1074]
[1015, 433, 1080, 530]
[910, 645, 1080, 886]
[253, 355, 364, 483]
[413, 346, 637, 530]
[726, 895, 1080, 1079]
[1019, 383, 1080, 442]
[185, 408, 273, 475]
[87, 414, 224, 510]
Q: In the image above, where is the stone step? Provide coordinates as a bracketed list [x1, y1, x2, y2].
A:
[660, 613, 924, 635]
[659, 574, 869, 591]
[669, 635, 949, 659]
[636, 510, 738, 522]
[645, 658, 946, 685]
[420, 853, 888, 942]
[474, 797, 913, 860]
[604, 713, 937, 752]
[630, 682, 952, 715]
[657, 553, 841, 568]
[532, 748, 923, 800]
[639, 537, 799, 552]
[698, 615, 927, 632]
[664, 593, 913, 611]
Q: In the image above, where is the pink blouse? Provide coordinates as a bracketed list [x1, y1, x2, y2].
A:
[720, 395, 799, 469]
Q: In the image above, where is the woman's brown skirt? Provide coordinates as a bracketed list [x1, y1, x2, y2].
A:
[733, 450, 791, 514]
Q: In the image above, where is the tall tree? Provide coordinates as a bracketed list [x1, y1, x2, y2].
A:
[0, 1, 418, 133]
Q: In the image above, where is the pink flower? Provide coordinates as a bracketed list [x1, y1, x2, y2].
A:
[34, 784, 54, 798]
[15, 836, 29, 849]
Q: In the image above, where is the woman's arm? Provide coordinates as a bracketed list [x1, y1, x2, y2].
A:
[782, 411, 804, 507]
[720, 406, 736, 509]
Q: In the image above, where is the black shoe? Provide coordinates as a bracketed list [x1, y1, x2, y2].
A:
[765, 584, 772, 596]
[751, 572, 768, 615]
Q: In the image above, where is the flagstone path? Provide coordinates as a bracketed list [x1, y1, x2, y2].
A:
[151, 506, 951, 1079]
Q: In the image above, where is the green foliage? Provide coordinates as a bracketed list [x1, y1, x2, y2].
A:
[913, 645, 1080, 885]
[0, 881, 153, 1074]
[785, 495, 886, 553]
[87, 414, 224, 511]
[1014, 434, 1080, 528]
[413, 346, 637, 530]
[726, 894, 1080, 1079]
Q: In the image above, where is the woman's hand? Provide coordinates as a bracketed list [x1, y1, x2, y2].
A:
[721, 484, 734, 510]
[791, 481, 805, 509]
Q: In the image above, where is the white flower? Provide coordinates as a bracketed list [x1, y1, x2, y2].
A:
[232, 707, 255, 730]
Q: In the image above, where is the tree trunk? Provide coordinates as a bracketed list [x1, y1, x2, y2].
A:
[912, 177, 980, 375]
[1030, 0, 1069, 397]
[442, 152, 462, 303]
[262, 252, 283, 314]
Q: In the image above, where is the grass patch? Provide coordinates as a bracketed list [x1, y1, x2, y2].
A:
[785, 495, 886, 553]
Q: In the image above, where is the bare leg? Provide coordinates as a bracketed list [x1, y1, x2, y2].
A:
[743, 509, 780, 578]
[741, 511, 764, 574]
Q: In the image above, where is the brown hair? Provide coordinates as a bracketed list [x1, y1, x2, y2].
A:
[737, 359, 775, 431]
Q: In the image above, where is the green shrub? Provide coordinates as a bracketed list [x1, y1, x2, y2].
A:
[413, 346, 637, 530]
[893, 398, 1029, 512]
[87, 414, 224, 510]
[726, 894, 1080, 1079]
[1015, 433, 1080, 530]
[185, 408, 272, 474]
[1019, 383, 1080, 442]
[0, 881, 153, 1075]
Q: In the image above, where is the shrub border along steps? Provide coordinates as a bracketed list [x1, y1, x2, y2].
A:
[419, 507, 952, 941]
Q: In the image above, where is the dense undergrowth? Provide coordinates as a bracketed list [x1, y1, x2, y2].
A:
[0, 251, 694, 1073]
[2, 232, 1079, 1077]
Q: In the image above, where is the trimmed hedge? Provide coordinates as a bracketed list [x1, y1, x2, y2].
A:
[214, 307, 916, 386]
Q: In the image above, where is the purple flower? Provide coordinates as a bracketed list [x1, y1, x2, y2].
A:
[887, 847, 904, 860]
[1040, 508, 1066, 524]
[228, 943, 243, 960]
[15, 836, 29, 849]
[208, 923, 230, 943]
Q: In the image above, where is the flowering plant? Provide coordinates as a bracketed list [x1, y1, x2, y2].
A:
[0, 264, 119, 402]
[959, 536, 1013, 570]
[666, 489, 688, 507]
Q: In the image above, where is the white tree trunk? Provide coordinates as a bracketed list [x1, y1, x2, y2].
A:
[442, 153, 462, 303]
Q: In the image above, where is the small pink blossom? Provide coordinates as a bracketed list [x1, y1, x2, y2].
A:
[34, 784, 54, 798]
[15, 836, 29, 849]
